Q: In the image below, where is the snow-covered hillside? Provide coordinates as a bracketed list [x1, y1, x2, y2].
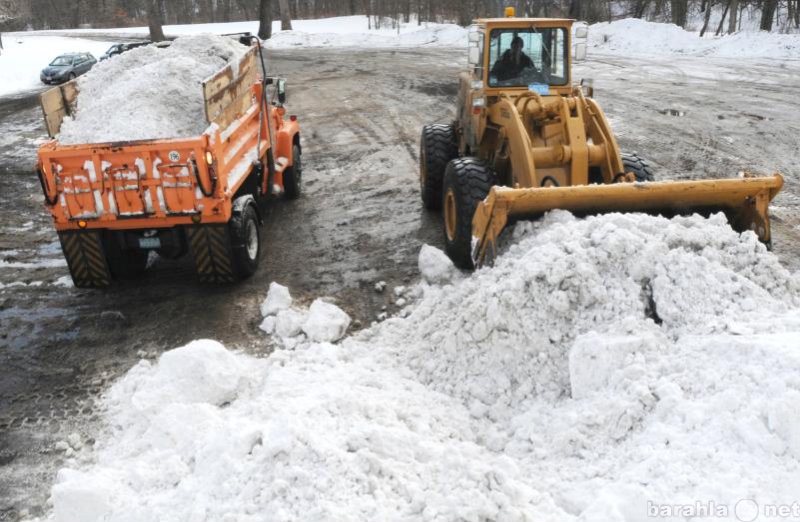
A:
[44, 211, 800, 522]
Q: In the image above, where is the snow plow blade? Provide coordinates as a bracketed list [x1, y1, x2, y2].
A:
[471, 174, 784, 267]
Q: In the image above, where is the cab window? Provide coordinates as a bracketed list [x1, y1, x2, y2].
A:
[488, 27, 568, 88]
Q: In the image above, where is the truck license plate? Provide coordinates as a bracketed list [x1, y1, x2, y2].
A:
[138, 237, 161, 249]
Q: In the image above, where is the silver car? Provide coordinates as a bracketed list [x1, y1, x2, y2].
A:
[40, 52, 97, 85]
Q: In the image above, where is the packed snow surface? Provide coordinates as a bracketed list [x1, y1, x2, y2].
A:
[47, 212, 800, 521]
[56, 34, 248, 145]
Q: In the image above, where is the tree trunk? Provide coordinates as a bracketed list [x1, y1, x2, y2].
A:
[147, 0, 165, 42]
[727, 0, 738, 33]
[670, 0, 687, 26]
[699, 0, 713, 36]
[278, 0, 291, 30]
[760, 0, 777, 30]
[568, 0, 582, 19]
[715, 0, 730, 35]
[258, 0, 272, 39]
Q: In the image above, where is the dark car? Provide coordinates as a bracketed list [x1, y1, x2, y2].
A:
[99, 41, 150, 61]
[40, 52, 97, 85]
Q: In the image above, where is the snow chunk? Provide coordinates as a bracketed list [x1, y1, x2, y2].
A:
[120, 340, 248, 409]
[274, 308, 307, 338]
[260, 282, 292, 317]
[51, 469, 114, 522]
[301, 299, 351, 342]
[418, 244, 456, 284]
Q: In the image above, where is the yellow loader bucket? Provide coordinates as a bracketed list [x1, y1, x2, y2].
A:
[471, 174, 784, 267]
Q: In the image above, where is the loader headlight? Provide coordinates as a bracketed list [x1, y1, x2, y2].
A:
[205, 151, 214, 165]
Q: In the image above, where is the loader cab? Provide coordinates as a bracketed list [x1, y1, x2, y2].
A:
[469, 18, 574, 95]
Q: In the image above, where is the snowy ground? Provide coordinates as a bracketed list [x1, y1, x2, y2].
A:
[0, 36, 113, 97]
[41, 213, 800, 521]
[1, 19, 799, 522]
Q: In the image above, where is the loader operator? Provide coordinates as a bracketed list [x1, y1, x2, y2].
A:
[491, 36, 537, 83]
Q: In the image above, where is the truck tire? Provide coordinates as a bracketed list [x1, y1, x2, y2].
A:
[283, 143, 302, 200]
[420, 123, 458, 210]
[187, 225, 237, 283]
[103, 233, 148, 279]
[621, 153, 655, 182]
[57, 230, 113, 288]
[442, 158, 494, 269]
[229, 202, 261, 278]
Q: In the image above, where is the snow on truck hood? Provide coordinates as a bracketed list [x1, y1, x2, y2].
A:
[45, 211, 800, 522]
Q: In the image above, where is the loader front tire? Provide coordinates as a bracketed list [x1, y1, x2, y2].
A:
[420, 123, 458, 210]
[621, 153, 655, 182]
[442, 158, 493, 269]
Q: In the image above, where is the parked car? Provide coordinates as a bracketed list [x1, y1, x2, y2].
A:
[40, 52, 97, 85]
[99, 41, 150, 61]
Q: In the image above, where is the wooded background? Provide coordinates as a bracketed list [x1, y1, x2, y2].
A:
[0, 0, 797, 37]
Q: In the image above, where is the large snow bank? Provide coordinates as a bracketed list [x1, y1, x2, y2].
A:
[0, 36, 112, 97]
[590, 17, 800, 58]
[56, 34, 247, 145]
[263, 17, 467, 48]
[15, 16, 467, 49]
[46, 212, 800, 521]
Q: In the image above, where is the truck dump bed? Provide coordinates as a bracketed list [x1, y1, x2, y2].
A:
[37, 45, 283, 230]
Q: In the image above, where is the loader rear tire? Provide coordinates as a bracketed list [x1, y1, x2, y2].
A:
[283, 144, 302, 200]
[58, 230, 113, 288]
[442, 158, 494, 269]
[621, 153, 655, 182]
[420, 123, 458, 210]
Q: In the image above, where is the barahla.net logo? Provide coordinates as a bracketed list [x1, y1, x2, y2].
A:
[648, 499, 800, 520]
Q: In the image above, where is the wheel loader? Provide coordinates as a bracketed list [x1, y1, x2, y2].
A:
[420, 9, 783, 268]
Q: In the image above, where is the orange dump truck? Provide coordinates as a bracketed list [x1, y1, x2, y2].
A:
[36, 43, 301, 287]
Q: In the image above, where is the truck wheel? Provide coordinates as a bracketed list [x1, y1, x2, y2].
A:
[442, 158, 494, 269]
[229, 202, 261, 278]
[187, 225, 237, 283]
[622, 153, 655, 182]
[58, 230, 113, 288]
[102, 232, 148, 279]
[420, 123, 458, 210]
[283, 144, 302, 200]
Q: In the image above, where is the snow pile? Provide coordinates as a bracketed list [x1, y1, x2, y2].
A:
[0, 36, 112, 97]
[56, 34, 248, 145]
[590, 17, 800, 58]
[46, 212, 800, 521]
[263, 17, 467, 49]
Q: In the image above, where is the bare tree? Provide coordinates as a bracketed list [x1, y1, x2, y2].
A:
[278, 0, 292, 30]
[760, 0, 777, 29]
[147, 0, 166, 41]
[258, 0, 272, 40]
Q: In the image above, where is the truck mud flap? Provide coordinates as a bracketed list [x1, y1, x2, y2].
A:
[187, 225, 236, 283]
[57, 230, 113, 288]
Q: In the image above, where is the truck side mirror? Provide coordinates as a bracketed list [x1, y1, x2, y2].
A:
[277, 78, 287, 105]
